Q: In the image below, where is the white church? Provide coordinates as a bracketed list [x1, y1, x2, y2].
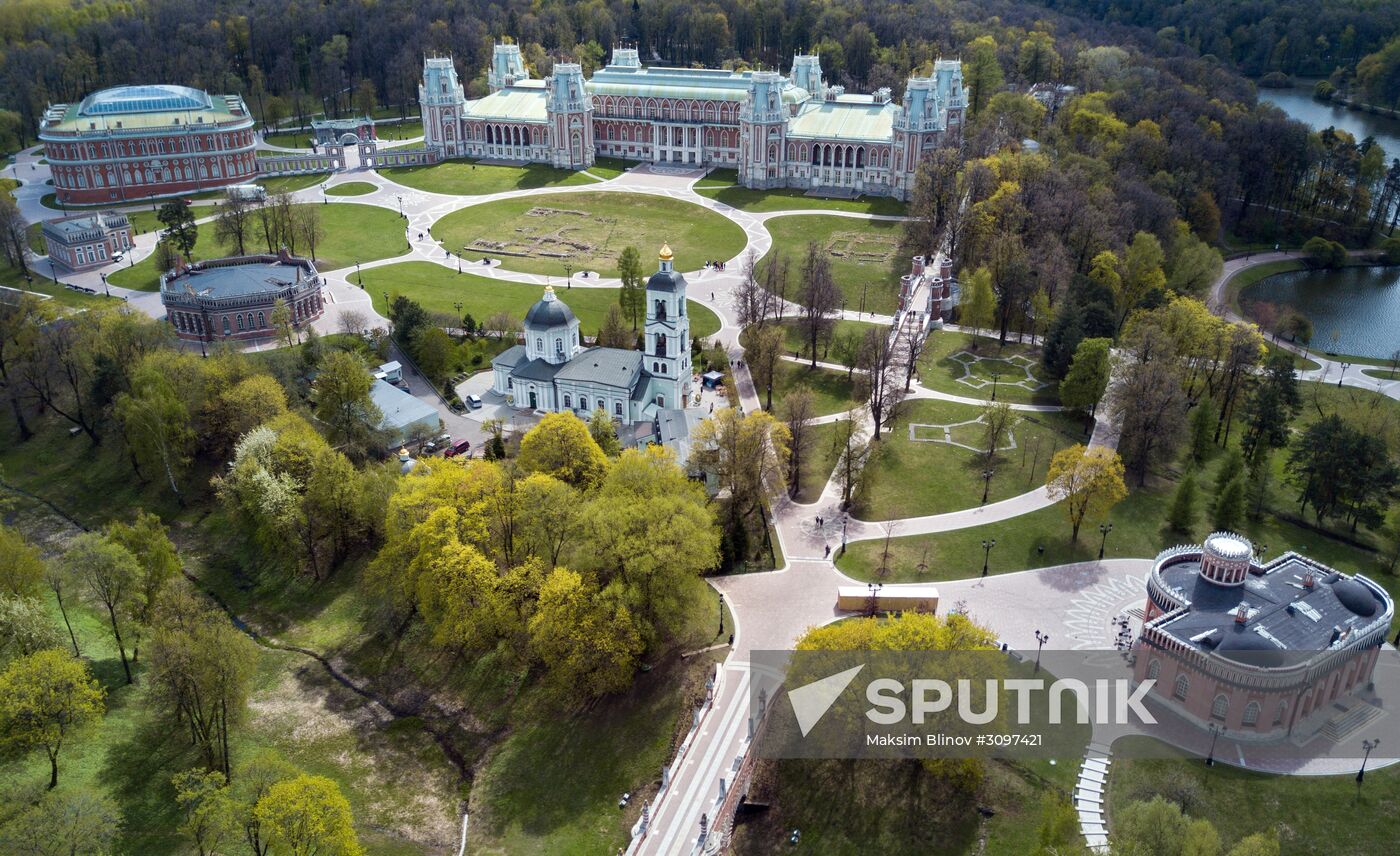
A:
[491, 245, 695, 432]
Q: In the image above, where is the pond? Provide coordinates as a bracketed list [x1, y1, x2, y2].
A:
[1258, 85, 1400, 158]
[1241, 266, 1400, 360]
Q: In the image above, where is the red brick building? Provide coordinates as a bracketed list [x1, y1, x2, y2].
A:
[39, 84, 257, 206]
[41, 211, 132, 272]
[159, 251, 324, 342]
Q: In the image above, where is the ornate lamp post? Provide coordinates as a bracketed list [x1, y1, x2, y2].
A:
[981, 538, 997, 577]
[991, 369, 1000, 401]
[564, 262, 572, 289]
[1338, 361, 1350, 387]
[981, 467, 995, 504]
[101, 272, 109, 297]
[1098, 522, 1115, 559]
[453, 301, 463, 333]
[1034, 630, 1049, 673]
[396, 194, 404, 218]
[1205, 723, 1225, 766]
[1357, 738, 1380, 799]
[718, 592, 725, 635]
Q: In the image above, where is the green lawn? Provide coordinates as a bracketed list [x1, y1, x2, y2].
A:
[376, 120, 424, 141]
[778, 317, 885, 363]
[585, 157, 629, 180]
[108, 202, 409, 291]
[697, 183, 908, 216]
[433, 191, 748, 277]
[794, 419, 844, 503]
[837, 421, 1393, 588]
[1108, 737, 1399, 855]
[262, 129, 313, 149]
[917, 330, 1060, 405]
[0, 176, 18, 198]
[853, 399, 1085, 521]
[0, 260, 114, 308]
[259, 173, 332, 194]
[1361, 366, 1400, 380]
[761, 214, 905, 315]
[769, 360, 862, 417]
[364, 261, 722, 339]
[694, 168, 737, 189]
[378, 159, 598, 196]
[325, 181, 379, 196]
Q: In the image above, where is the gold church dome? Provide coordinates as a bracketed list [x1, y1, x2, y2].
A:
[658, 242, 673, 261]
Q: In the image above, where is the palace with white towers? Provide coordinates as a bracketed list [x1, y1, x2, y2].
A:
[421, 44, 967, 200]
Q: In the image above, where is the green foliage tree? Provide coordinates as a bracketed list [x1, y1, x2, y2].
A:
[1018, 31, 1061, 82]
[1059, 337, 1112, 424]
[1215, 447, 1244, 497]
[1112, 796, 1190, 856]
[1164, 476, 1197, 541]
[1239, 354, 1302, 464]
[0, 787, 121, 854]
[1034, 791, 1082, 855]
[692, 409, 790, 567]
[745, 323, 785, 410]
[1188, 398, 1217, 463]
[960, 266, 997, 343]
[253, 774, 363, 856]
[0, 524, 45, 599]
[963, 35, 1004, 117]
[1302, 236, 1346, 268]
[158, 200, 198, 260]
[65, 533, 140, 684]
[172, 769, 241, 856]
[588, 406, 621, 457]
[517, 412, 609, 488]
[1120, 231, 1167, 327]
[104, 510, 180, 663]
[312, 350, 382, 459]
[1213, 475, 1247, 531]
[596, 304, 631, 349]
[618, 245, 646, 330]
[0, 649, 105, 789]
[0, 595, 62, 661]
[1045, 444, 1128, 541]
[528, 566, 644, 699]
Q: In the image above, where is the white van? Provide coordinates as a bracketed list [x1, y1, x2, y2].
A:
[227, 184, 267, 202]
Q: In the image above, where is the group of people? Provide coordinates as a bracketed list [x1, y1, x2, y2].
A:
[703, 260, 727, 271]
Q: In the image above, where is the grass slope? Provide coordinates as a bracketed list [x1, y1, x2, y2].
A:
[378, 159, 597, 196]
[364, 261, 722, 339]
[697, 184, 908, 216]
[433, 191, 747, 277]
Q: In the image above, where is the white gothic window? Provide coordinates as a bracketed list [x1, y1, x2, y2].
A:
[1243, 702, 1260, 726]
[1146, 660, 1160, 681]
[1211, 694, 1229, 721]
[1173, 674, 1189, 701]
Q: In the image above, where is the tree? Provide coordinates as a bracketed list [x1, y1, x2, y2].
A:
[294, 205, 323, 263]
[0, 596, 62, 661]
[253, 774, 363, 856]
[352, 78, 377, 116]
[0, 295, 46, 440]
[0, 524, 45, 599]
[1120, 232, 1166, 328]
[1112, 358, 1188, 485]
[1227, 833, 1281, 856]
[0, 194, 31, 276]
[115, 365, 195, 502]
[797, 242, 842, 367]
[1188, 398, 1217, 463]
[618, 245, 645, 330]
[270, 298, 294, 348]
[964, 35, 1004, 117]
[0, 649, 105, 789]
[44, 562, 80, 658]
[1018, 31, 1061, 82]
[1167, 471, 1199, 534]
[1239, 354, 1301, 464]
[65, 533, 140, 684]
[338, 309, 369, 337]
[901, 148, 963, 260]
[104, 510, 181, 664]
[831, 413, 871, 509]
[1111, 797, 1190, 856]
[0, 787, 121, 854]
[734, 250, 765, 329]
[1033, 791, 1081, 855]
[528, 567, 644, 699]
[1385, 504, 1400, 574]
[782, 388, 817, 497]
[596, 304, 630, 348]
[859, 326, 904, 439]
[172, 769, 240, 856]
[205, 374, 289, 458]
[312, 350, 382, 458]
[148, 584, 256, 778]
[588, 407, 621, 457]
[981, 401, 1017, 463]
[1045, 445, 1127, 542]
[692, 409, 790, 566]
[1213, 476, 1247, 531]
[960, 267, 996, 343]
[1215, 447, 1245, 499]
[158, 200, 199, 261]
[1059, 337, 1112, 427]
[215, 192, 252, 256]
[745, 323, 785, 410]
[518, 412, 609, 488]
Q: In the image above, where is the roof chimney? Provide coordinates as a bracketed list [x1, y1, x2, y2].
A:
[1234, 603, 1249, 625]
[1302, 572, 1315, 589]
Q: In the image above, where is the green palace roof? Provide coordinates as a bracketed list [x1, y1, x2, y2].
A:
[586, 65, 809, 104]
[786, 100, 897, 142]
[465, 86, 549, 123]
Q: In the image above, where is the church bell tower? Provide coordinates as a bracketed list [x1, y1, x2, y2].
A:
[644, 243, 691, 410]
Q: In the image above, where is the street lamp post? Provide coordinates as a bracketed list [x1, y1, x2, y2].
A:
[991, 370, 1000, 401]
[981, 538, 997, 577]
[1034, 630, 1049, 673]
[1339, 361, 1350, 387]
[453, 301, 463, 333]
[981, 468, 995, 504]
[396, 195, 404, 218]
[1098, 522, 1114, 559]
[564, 263, 572, 289]
[718, 592, 725, 636]
[839, 512, 848, 557]
[1206, 723, 1225, 766]
[1357, 738, 1380, 800]
[356, 262, 362, 286]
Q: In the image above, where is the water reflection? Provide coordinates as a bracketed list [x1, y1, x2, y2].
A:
[1241, 266, 1400, 359]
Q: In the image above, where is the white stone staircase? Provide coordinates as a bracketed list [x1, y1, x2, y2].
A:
[1075, 741, 1114, 852]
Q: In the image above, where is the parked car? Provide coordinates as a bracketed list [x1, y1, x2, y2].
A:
[443, 438, 472, 458]
[421, 432, 452, 453]
[111, 250, 125, 263]
[465, 394, 483, 410]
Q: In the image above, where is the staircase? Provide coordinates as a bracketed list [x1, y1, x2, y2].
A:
[1075, 741, 1114, 852]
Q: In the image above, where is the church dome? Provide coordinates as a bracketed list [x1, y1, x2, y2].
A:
[524, 285, 576, 328]
[647, 268, 686, 293]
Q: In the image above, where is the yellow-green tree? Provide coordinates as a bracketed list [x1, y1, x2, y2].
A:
[0, 649, 105, 789]
[104, 510, 181, 664]
[1120, 231, 1167, 327]
[0, 524, 45, 598]
[1045, 444, 1127, 542]
[65, 533, 141, 684]
[253, 774, 363, 856]
[528, 567, 644, 699]
[517, 412, 609, 488]
[1018, 31, 1060, 82]
[963, 35, 1004, 116]
[691, 408, 791, 566]
[960, 266, 997, 343]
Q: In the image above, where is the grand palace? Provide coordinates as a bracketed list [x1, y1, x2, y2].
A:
[419, 44, 967, 200]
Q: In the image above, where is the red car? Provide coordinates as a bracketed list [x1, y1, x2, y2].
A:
[443, 438, 472, 458]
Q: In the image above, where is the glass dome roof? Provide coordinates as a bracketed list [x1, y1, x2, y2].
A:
[79, 85, 212, 116]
